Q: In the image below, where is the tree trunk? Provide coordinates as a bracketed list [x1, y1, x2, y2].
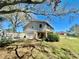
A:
[12, 24, 16, 32]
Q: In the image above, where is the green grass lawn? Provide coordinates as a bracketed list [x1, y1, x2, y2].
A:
[0, 35, 79, 59]
[44, 35, 79, 53]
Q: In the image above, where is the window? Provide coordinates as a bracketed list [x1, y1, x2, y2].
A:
[39, 24, 42, 28]
[32, 26, 34, 28]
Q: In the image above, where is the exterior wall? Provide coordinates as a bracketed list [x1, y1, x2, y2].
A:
[24, 22, 53, 39]
[25, 22, 52, 32]
[0, 22, 53, 40]
[25, 32, 36, 39]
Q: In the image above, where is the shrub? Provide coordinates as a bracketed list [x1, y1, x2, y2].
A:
[45, 32, 59, 42]
[0, 36, 12, 47]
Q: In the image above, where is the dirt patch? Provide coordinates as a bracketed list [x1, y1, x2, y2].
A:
[0, 40, 79, 59]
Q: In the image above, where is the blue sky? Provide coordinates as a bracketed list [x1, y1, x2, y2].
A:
[34, 0, 79, 32]
[1, 0, 79, 32]
[35, 14, 79, 32]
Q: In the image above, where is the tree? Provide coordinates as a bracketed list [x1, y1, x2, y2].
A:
[0, 17, 5, 29]
[0, 0, 45, 8]
[0, 0, 45, 14]
[0, 0, 79, 15]
[0, 0, 52, 32]
[0, 0, 79, 32]
[0, 0, 62, 14]
[4, 12, 27, 32]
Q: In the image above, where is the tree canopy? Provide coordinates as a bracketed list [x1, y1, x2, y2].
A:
[0, 0, 79, 32]
[0, 0, 62, 14]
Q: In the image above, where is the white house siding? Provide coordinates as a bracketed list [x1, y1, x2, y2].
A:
[26, 32, 35, 39]
[25, 22, 52, 32]
[24, 21, 54, 39]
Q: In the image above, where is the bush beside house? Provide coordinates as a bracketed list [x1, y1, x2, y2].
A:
[45, 32, 59, 42]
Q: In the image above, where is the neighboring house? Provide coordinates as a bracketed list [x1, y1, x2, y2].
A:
[24, 20, 54, 39]
[0, 29, 26, 40]
[67, 24, 79, 36]
[58, 32, 65, 35]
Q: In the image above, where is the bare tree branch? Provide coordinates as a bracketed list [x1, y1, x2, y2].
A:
[0, 0, 45, 9]
[0, 9, 26, 14]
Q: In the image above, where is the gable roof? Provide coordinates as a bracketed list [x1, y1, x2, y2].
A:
[24, 20, 54, 30]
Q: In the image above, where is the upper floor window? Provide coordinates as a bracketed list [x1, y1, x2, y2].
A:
[39, 24, 42, 28]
